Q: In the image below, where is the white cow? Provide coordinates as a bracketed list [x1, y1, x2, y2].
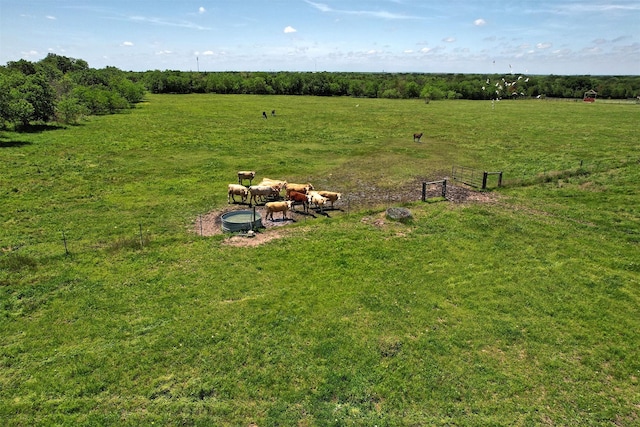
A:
[249, 185, 279, 206]
[228, 184, 249, 204]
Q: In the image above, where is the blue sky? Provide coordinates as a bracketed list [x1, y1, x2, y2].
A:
[1, 0, 639, 75]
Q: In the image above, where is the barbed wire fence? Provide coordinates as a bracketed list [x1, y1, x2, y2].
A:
[1, 156, 637, 265]
[499, 156, 638, 188]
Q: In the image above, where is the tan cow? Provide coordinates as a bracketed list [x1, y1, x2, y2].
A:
[265, 200, 293, 220]
[228, 184, 249, 204]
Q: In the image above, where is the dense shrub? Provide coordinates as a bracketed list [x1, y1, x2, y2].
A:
[0, 54, 145, 129]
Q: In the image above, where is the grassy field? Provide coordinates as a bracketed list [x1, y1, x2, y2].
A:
[1, 94, 639, 426]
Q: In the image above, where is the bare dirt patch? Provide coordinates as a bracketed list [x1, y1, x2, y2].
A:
[346, 175, 500, 206]
[195, 177, 498, 246]
[224, 228, 289, 247]
[193, 204, 318, 247]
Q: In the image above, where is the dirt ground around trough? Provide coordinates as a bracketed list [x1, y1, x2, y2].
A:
[196, 177, 498, 247]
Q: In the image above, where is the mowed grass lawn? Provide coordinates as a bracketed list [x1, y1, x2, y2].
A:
[1, 94, 639, 426]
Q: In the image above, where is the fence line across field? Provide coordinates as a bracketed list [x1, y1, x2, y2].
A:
[5, 157, 637, 257]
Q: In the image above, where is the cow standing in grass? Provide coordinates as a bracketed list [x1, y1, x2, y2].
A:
[265, 200, 293, 221]
[237, 170, 256, 186]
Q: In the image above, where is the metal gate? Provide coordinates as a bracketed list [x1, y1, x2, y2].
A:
[452, 166, 503, 189]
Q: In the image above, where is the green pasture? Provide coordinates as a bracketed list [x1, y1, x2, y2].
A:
[1, 94, 639, 426]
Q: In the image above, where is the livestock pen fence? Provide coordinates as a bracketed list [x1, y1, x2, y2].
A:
[499, 156, 639, 187]
[3, 157, 637, 265]
[421, 179, 448, 201]
[452, 156, 639, 190]
[451, 166, 503, 190]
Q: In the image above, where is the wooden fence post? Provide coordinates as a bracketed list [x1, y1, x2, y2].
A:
[62, 231, 69, 256]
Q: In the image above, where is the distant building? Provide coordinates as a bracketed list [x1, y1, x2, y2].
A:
[583, 89, 597, 103]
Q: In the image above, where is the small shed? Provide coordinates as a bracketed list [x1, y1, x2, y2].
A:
[583, 89, 597, 103]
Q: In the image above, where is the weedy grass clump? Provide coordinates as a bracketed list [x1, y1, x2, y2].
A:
[0, 253, 38, 272]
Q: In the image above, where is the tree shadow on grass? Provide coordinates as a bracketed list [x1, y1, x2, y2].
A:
[18, 123, 67, 133]
[1, 123, 70, 148]
[0, 139, 32, 148]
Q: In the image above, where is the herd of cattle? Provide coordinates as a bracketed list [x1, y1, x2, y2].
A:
[228, 171, 342, 220]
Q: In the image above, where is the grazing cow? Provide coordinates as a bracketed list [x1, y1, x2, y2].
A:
[413, 133, 423, 142]
[317, 191, 342, 208]
[228, 184, 249, 204]
[249, 185, 279, 206]
[262, 111, 268, 119]
[307, 192, 328, 212]
[237, 170, 256, 186]
[265, 200, 293, 221]
[284, 182, 314, 194]
[258, 178, 287, 195]
[286, 190, 309, 213]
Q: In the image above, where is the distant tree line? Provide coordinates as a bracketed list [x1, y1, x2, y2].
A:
[2, 54, 639, 129]
[0, 54, 145, 129]
[139, 70, 640, 100]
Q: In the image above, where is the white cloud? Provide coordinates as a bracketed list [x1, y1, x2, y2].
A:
[198, 7, 206, 14]
[306, 1, 331, 13]
[611, 36, 630, 43]
[121, 41, 134, 47]
[284, 26, 297, 33]
[128, 16, 210, 31]
[474, 18, 486, 26]
[305, 0, 416, 20]
[613, 43, 640, 54]
[557, 3, 640, 13]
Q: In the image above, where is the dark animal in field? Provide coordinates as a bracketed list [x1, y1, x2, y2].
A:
[263, 111, 268, 119]
[413, 133, 423, 142]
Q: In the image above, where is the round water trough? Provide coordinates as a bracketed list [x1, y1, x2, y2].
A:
[221, 209, 263, 233]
